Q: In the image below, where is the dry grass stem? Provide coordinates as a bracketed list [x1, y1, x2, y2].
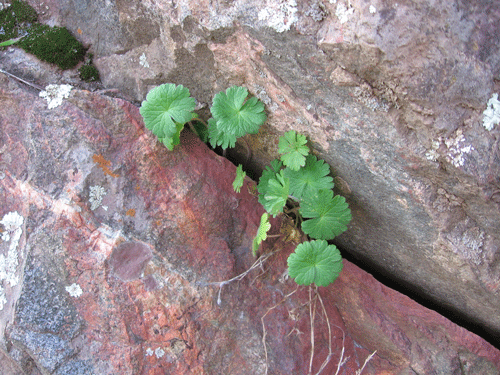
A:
[261, 287, 298, 375]
[356, 350, 377, 375]
[201, 250, 277, 305]
[0, 68, 44, 90]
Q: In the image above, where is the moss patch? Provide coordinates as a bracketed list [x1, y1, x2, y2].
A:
[18, 24, 86, 70]
[79, 63, 100, 82]
[1, 1, 92, 72]
[0, 0, 38, 43]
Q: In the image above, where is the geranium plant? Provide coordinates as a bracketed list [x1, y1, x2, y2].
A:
[139, 83, 356, 373]
[139, 84, 351, 288]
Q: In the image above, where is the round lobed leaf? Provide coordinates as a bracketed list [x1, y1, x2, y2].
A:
[258, 170, 290, 216]
[208, 118, 237, 149]
[278, 130, 309, 171]
[233, 164, 246, 193]
[139, 83, 196, 140]
[284, 154, 334, 200]
[300, 189, 352, 240]
[252, 213, 272, 256]
[287, 240, 343, 287]
[211, 86, 266, 138]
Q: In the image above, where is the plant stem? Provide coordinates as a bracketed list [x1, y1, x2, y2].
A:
[308, 286, 317, 374]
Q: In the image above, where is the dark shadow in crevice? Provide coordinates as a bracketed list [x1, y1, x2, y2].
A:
[192, 127, 499, 349]
[337, 243, 499, 349]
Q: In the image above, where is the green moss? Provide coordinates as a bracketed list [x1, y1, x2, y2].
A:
[79, 64, 100, 82]
[1, 1, 88, 71]
[18, 24, 86, 70]
[0, 0, 38, 43]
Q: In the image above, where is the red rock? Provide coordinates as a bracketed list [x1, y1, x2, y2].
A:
[1, 0, 500, 340]
[109, 241, 153, 281]
[0, 73, 499, 374]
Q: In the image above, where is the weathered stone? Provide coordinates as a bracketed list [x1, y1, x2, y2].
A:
[8, 0, 499, 338]
[0, 71, 499, 374]
[109, 241, 153, 281]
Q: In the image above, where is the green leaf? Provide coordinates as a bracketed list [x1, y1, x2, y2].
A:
[139, 83, 196, 142]
[300, 189, 351, 240]
[191, 118, 209, 143]
[259, 170, 289, 216]
[158, 122, 184, 151]
[257, 159, 283, 197]
[211, 86, 266, 138]
[233, 164, 246, 193]
[252, 213, 271, 256]
[0, 37, 22, 47]
[278, 131, 309, 171]
[284, 154, 334, 200]
[287, 240, 343, 287]
[208, 118, 237, 149]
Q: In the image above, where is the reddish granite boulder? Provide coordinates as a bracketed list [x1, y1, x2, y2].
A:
[0, 72, 499, 374]
[0, 0, 496, 338]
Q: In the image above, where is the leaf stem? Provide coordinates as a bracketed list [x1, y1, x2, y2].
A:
[308, 285, 317, 374]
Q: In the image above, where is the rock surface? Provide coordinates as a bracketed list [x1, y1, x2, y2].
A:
[5, 0, 498, 338]
[1, 71, 499, 374]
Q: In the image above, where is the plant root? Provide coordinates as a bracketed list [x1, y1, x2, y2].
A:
[261, 287, 298, 375]
[202, 250, 278, 306]
[356, 350, 377, 375]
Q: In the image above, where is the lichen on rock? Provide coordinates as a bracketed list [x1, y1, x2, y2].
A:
[39, 84, 73, 109]
[483, 93, 500, 131]
[88, 185, 106, 211]
[0, 211, 24, 310]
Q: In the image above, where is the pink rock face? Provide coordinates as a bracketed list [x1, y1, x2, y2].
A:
[109, 241, 152, 281]
[0, 74, 499, 374]
[2, 0, 499, 341]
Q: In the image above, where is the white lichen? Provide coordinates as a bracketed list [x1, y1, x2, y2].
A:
[139, 53, 150, 68]
[352, 85, 389, 112]
[0, 211, 24, 310]
[444, 129, 474, 168]
[462, 227, 485, 265]
[65, 283, 83, 297]
[482, 93, 500, 131]
[305, 3, 327, 21]
[253, 84, 272, 106]
[426, 130, 474, 167]
[369, 5, 377, 14]
[89, 185, 107, 211]
[145, 347, 165, 358]
[425, 138, 442, 161]
[155, 347, 165, 358]
[258, 0, 298, 33]
[335, 3, 354, 24]
[39, 84, 73, 109]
